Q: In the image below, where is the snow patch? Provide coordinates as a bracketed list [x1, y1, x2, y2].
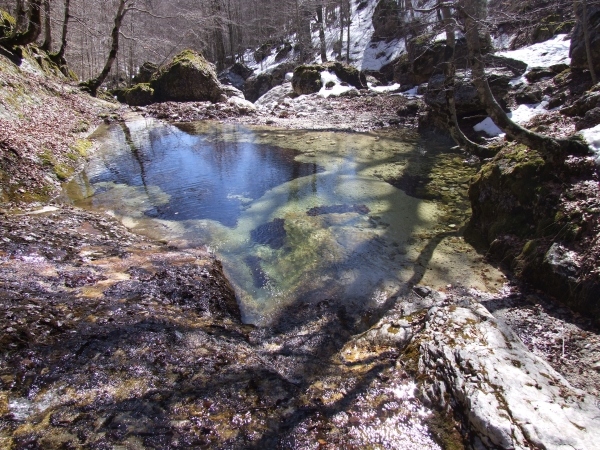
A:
[402, 87, 420, 97]
[497, 34, 571, 69]
[581, 124, 600, 164]
[474, 117, 503, 136]
[474, 102, 550, 137]
[369, 83, 401, 93]
[318, 71, 354, 98]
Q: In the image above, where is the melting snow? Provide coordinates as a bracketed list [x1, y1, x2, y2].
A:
[497, 34, 571, 69]
[369, 83, 401, 93]
[581, 125, 600, 164]
[475, 34, 572, 138]
[474, 102, 551, 137]
[318, 71, 354, 98]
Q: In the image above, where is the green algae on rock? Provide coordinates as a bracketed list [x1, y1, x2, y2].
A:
[150, 49, 225, 103]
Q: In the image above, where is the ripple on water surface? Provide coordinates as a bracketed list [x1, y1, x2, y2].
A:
[65, 119, 504, 324]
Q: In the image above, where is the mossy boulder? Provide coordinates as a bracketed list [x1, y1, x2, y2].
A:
[468, 143, 600, 321]
[132, 61, 158, 84]
[123, 83, 154, 106]
[291, 63, 366, 96]
[0, 9, 15, 38]
[292, 65, 323, 95]
[469, 144, 548, 243]
[323, 62, 367, 89]
[532, 15, 574, 44]
[150, 49, 225, 103]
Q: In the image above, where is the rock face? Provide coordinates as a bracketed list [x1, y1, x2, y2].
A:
[570, 5, 600, 74]
[417, 298, 600, 450]
[243, 62, 295, 102]
[372, 0, 400, 41]
[425, 69, 512, 116]
[219, 62, 254, 91]
[150, 49, 225, 103]
[468, 143, 600, 321]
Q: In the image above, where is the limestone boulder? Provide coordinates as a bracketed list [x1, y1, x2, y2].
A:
[132, 62, 158, 84]
[243, 62, 295, 102]
[291, 65, 323, 95]
[123, 83, 154, 106]
[150, 49, 225, 103]
[418, 299, 600, 449]
[219, 62, 254, 91]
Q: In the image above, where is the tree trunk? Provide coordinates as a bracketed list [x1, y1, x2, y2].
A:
[576, 0, 598, 84]
[459, 0, 588, 162]
[212, 0, 226, 71]
[41, 0, 51, 51]
[82, 0, 129, 97]
[317, 3, 327, 62]
[0, 0, 42, 47]
[346, 0, 350, 63]
[440, 4, 488, 155]
[15, 0, 27, 33]
[55, 0, 70, 61]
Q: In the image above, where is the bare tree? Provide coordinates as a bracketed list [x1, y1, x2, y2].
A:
[81, 0, 133, 96]
[41, 0, 50, 50]
[574, 0, 597, 84]
[456, 0, 587, 161]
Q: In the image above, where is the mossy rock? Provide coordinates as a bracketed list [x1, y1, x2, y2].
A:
[123, 83, 154, 106]
[291, 65, 324, 95]
[133, 61, 158, 84]
[323, 62, 367, 89]
[150, 49, 224, 103]
[469, 144, 548, 243]
[0, 9, 15, 38]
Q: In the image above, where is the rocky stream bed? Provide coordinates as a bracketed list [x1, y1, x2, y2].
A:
[0, 202, 599, 449]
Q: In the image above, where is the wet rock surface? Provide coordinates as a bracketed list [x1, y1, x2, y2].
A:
[0, 206, 450, 449]
[1, 205, 599, 448]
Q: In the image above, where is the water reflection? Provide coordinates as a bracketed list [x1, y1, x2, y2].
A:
[65, 119, 504, 324]
[86, 121, 322, 227]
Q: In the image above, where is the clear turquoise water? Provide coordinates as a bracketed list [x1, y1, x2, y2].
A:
[65, 119, 503, 324]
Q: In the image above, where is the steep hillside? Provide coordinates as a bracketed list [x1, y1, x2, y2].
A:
[0, 45, 117, 203]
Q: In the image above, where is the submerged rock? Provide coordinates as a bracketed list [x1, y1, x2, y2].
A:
[250, 218, 287, 249]
[306, 204, 370, 216]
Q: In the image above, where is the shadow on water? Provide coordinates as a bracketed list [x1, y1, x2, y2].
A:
[7, 121, 492, 448]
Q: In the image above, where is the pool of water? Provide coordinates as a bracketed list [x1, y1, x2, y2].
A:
[64, 118, 504, 324]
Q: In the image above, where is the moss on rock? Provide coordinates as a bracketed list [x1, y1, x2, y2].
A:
[0, 9, 15, 38]
[123, 83, 154, 106]
[291, 65, 323, 95]
[468, 142, 600, 321]
[150, 49, 224, 103]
